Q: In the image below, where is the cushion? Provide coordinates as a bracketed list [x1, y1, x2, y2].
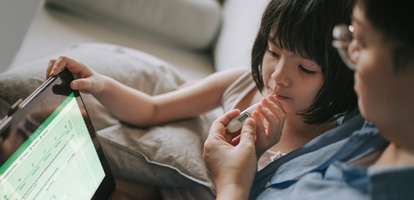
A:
[45, 0, 222, 50]
[0, 43, 218, 188]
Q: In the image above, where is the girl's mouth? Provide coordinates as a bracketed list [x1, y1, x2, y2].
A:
[266, 87, 288, 100]
[275, 95, 288, 101]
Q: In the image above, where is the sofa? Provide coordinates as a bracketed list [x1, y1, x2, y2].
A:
[0, 0, 270, 198]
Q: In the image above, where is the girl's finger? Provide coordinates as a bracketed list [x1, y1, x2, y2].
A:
[49, 56, 68, 77]
[252, 110, 266, 142]
[46, 59, 57, 79]
[262, 97, 285, 121]
[258, 104, 278, 127]
[258, 104, 282, 143]
[269, 95, 285, 113]
[49, 56, 88, 77]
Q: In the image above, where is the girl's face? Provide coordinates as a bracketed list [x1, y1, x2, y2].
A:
[350, 6, 414, 128]
[262, 37, 324, 114]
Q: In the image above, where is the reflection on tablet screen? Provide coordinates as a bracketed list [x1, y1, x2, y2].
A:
[0, 93, 105, 199]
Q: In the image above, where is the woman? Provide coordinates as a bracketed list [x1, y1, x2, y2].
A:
[204, 0, 414, 199]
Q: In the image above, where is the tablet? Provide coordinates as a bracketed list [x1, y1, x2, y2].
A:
[0, 68, 115, 199]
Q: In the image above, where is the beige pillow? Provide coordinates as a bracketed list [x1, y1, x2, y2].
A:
[45, 0, 222, 50]
[0, 43, 218, 188]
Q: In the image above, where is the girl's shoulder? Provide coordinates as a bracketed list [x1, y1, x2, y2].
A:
[206, 67, 250, 90]
[215, 67, 250, 79]
[220, 68, 258, 112]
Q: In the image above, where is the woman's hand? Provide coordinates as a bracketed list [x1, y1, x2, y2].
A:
[46, 56, 105, 94]
[253, 94, 285, 158]
[203, 110, 258, 200]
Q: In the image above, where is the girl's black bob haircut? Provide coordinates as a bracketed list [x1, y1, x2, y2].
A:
[251, 0, 358, 124]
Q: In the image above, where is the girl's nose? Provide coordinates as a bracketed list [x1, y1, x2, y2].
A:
[271, 61, 291, 87]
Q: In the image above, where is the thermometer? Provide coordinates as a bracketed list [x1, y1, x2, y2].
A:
[226, 93, 278, 133]
[226, 103, 260, 133]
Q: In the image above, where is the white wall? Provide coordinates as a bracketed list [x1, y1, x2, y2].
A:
[0, 0, 43, 73]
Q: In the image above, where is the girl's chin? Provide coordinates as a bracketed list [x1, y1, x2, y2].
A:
[283, 106, 310, 116]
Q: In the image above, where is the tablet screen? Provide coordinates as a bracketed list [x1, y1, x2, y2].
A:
[0, 68, 115, 200]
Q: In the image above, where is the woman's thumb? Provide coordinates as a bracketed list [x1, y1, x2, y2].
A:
[239, 118, 256, 146]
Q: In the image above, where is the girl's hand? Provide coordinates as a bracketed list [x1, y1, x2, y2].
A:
[46, 56, 105, 94]
[203, 110, 257, 200]
[253, 94, 285, 158]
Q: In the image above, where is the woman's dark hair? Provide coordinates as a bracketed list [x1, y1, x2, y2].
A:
[251, 0, 357, 124]
[357, 0, 414, 71]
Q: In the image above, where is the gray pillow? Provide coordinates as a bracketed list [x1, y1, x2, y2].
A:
[0, 43, 217, 188]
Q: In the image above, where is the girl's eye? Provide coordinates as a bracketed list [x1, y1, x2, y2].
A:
[267, 49, 280, 58]
[299, 65, 316, 75]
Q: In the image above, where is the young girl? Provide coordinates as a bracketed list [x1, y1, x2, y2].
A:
[47, 0, 357, 198]
[205, 0, 414, 199]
